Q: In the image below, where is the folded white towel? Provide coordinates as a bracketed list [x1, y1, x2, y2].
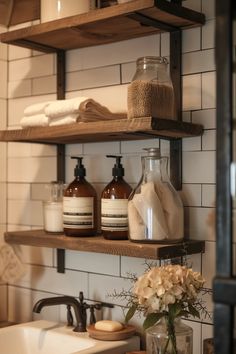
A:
[21, 97, 127, 128]
[49, 113, 79, 126]
[24, 101, 52, 117]
[45, 97, 88, 118]
[20, 114, 49, 128]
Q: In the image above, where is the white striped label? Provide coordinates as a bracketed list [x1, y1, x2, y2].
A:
[101, 198, 128, 231]
[63, 197, 94, 229]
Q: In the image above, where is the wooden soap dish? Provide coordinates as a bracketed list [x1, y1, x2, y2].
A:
[86, 324, 136, 341]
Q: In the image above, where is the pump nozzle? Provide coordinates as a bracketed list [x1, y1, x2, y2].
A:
[71, 156, 86, 177]
[106, 155, 124, 177]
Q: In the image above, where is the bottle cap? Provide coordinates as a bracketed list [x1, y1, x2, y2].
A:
[71, 156, 86, 177]
[143, 148, 161, 158]
[107, 155, 124, 177]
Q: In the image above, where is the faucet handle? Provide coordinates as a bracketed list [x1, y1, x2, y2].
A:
[87, 302, 114, 325]
[89, 306, 96, 324]
[67, 305, 74, 327]
[79, 291, 85, 304]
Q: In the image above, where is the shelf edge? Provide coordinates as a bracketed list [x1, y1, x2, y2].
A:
[4, 229, 205, 260]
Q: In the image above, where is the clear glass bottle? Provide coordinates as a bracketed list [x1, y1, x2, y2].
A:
[127, 56, 175, 120]
[128, 148, 184, 243]
[146, 317, 193, 354]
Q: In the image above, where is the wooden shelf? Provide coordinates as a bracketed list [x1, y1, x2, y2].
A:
[4, 229, 205, 260]
[0, 0, 205, 52]
[0, 117, 203, 145]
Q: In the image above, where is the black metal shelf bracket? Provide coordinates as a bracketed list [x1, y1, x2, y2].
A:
[170, 29, 182, 190]
[56, 50, 66, 274]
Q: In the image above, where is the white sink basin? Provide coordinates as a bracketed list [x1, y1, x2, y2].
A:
[0, 320, 140, 354]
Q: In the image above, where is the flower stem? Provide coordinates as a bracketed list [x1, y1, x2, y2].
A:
[166, 317, 178, 354]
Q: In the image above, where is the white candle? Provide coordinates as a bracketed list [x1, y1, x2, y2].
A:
[43, 201, 63, 233]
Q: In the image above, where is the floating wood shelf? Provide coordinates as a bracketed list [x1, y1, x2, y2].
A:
[0, 117, 203, 144]
[4, 229, 205, 260]
[0, 0, 205, 52]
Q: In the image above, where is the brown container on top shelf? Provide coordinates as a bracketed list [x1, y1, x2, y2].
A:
[63, 156, 97, 236]
[127, 56, 176, 120]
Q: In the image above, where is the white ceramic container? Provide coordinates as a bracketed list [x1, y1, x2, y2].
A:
[41, 0, 94, 23]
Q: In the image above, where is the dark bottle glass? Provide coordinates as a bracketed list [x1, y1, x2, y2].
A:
[63, 156, 97, 236]
[101, 155, 132, 240]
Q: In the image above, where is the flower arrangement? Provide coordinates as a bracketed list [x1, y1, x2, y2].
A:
[112, 263, 209, 354]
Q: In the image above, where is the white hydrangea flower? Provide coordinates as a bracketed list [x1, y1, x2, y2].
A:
[133, 264, 205, 315]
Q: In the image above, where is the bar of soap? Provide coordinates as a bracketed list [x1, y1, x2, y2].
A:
[94, 320, 123, 332]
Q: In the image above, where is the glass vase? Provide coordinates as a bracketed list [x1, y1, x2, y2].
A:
[146, 317, 193, 354]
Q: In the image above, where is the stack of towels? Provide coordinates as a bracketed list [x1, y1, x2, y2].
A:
[20, 97, 126, 128]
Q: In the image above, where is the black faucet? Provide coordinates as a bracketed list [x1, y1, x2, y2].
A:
[33, 294, 87, 332]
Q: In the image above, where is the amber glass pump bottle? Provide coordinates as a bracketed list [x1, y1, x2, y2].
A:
[101, 155, 132, 240]
[63, 156, 97, 236]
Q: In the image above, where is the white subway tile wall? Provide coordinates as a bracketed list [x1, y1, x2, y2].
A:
[1, 1, 216, 352]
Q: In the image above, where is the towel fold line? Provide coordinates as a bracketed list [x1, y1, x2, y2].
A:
[20, 114, 49, 128]
[24, 101, 52, 117]
[49, 113, 79, 126]
[20, 97, 127, 128]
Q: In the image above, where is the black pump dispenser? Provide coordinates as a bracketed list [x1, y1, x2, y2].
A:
[107, 155, 124, 177]
[71, 156, 86, 177]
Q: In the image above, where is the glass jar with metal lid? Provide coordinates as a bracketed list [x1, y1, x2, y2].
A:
[127, 56, 175, 120]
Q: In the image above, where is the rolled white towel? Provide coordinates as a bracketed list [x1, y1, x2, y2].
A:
[45, 97, 89, 118]
[24, 101, 52, 117]
[20, 114, 49, 128]
[49, 113, 79, 126]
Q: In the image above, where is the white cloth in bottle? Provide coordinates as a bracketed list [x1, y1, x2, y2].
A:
[132, 181, 169, 240]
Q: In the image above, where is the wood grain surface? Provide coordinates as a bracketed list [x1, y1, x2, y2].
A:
[4, 229, 205, 260]
[0, 0, 205, 52]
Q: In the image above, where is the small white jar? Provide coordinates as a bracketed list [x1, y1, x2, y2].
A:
[40, 0, 95, 23]
[43, 181, 65, 233]
[43, 201, 63, 233]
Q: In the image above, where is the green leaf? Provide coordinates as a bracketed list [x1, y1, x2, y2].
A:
[125, 305, 137, 323]
[178, 310, 190, 318]
[143, 313, 164, 330]
[169, 303, 182, 319]
[188, 304, 200, 318]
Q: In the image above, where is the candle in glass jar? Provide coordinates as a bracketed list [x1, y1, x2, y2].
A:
[43, 201, 63, 233]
